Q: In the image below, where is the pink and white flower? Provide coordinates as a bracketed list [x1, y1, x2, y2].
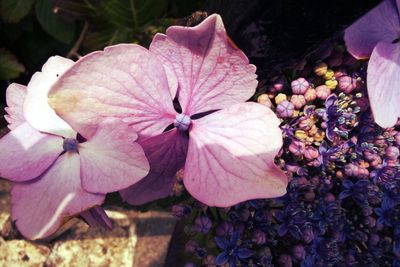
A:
[0, 56, 149, 239]
[49, 14, 288, 207]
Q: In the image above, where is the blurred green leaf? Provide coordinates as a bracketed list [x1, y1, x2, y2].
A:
[0, 47, 25, 80]
[35, 0, 75, 44]
[0, 0, 35, 23]
[99, 0, 167, 30]
[84, 26, 133, 51]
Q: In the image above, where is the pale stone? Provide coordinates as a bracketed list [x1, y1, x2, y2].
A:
[0, 238, 51, 266]
[46, 219, 137, 267]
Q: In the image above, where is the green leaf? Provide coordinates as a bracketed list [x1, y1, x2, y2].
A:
[99, 0, 167, 30]
[35, 0, 75, 44]
[0, 48, 25, 80]
[0, 0, 35, 23]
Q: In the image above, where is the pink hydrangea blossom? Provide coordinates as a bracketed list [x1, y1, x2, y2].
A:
[49, 14, 288, 207]
[0, 56, 149, 239]
[344, 0, 400, 128]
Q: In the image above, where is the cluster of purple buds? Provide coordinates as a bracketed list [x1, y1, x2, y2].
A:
[177, 41, 400, 267]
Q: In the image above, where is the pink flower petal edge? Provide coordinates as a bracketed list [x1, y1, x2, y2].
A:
[367, 41, 400, 128]
[4, 83, 26, 130]
[344, 0, 400, 59]
[24, 56, 76, 138]
[184, 102, 288, 207]
[48, 44, 177, 140]
[79, 119, 150, 194]
[150, 14, 258, 116]
[120, 128, 188, 205]
[11, 153, 105, 240]
[0, 122, 63, 182]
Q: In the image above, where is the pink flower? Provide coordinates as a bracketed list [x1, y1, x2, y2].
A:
[0, 56, 149, 239]
[49, 14, 288, 207]
[344, 0, 400, 128]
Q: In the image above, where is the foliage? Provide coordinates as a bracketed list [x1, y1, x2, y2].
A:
[0, 0, 202, 86]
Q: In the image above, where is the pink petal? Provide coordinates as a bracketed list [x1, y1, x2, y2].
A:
[150, 14, 257, 116]
[4, 83, 26, 130]
[120, 129, 188, 205]
[0, 122, 63, 182]
[367, 41, 400, 128]
[11, 152, 105, 240]
[344, 0, 400, 59]
[49, 44, 177, 140]
[184, 102, 288, 207]
[24, 56, 76, 138]
[79, 120, 149, 194]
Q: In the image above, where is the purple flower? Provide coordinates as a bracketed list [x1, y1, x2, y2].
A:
[49, 14, 288, 207]
[194, 216, 212, 233]
[344, 0, 400, 127]
[214, 231, 254, 266]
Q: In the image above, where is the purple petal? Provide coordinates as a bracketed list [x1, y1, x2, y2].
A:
[49, 44, 177, 140]
[24, 56, 76, 138]
[215, 252, 229, 265]
[215, 236, 229, 250]
[80, 206, 112, 230]
[150, 14, 257, 116]
[0, 122, 63, 182]
[184, 103, 287, 207]
[120, 128, 188, 205]
[367, 41, 400, 128]
[11, 153, 105, 239]
[79, 120, 149, 194]
[4, 83, 26, 130]
[236, 247, 254, 259]
[344, 0, 400, 59]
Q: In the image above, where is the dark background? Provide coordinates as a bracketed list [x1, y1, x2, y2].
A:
[0, 0, 380, 105]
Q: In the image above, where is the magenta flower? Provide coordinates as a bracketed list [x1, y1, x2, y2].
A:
[0, 56, 149, 239]
[49, 14, 288, 207]
[344, 0, 400, 128]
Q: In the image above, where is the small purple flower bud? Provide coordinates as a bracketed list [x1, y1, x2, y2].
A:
[174, 113, 191, 131]
[385, 146, 399, 159]
[257, 94, 273, 108]
[292, 245, 306, 260]
[338, 75, 357, 93]
[395, 132, 400, 146]
[304, 146, 319, 160]
[194, 216, 212, 233]
[344, 163, 359, 177]
[276, 100, 294, 118]
[290, 95, 306, 109]
[304, 88, 317, 102]
[171, 204, 191, 218]
[304, 190, 315, 201]
[269, 78, 285, 93]
[185, 240, 199, 253]
[278, 254, 293, 267]
[363, 151, 379, 162]
[252, 229, 267, 245]
[183, 262, 197, 267]
[324, 193, 336, 203]
[291, 77, 309, 94]
[315, 85, 330, 100]
[216, 221, 234, 236]
[288, 140, 306, 156]
[368, 234, 380, 246]
[302, 228, 314, 244]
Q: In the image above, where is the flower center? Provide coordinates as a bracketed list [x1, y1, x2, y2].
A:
[174, 113, 191, 131]
[63, 138, 79, 152]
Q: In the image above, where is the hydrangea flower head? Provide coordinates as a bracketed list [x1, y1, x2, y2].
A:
[344, 0, 400, 128]
[0, 56, 149, 239]
[49, 14, 288, 207]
